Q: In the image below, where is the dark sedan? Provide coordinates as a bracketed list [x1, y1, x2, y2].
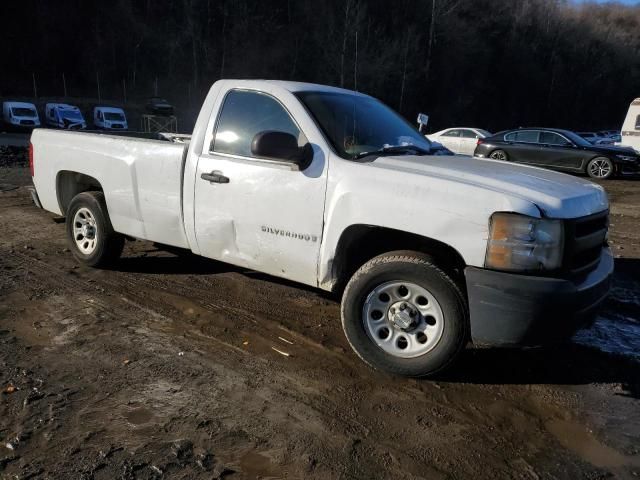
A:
[474, 128, 640, 179]
[145, 97, 174, 116]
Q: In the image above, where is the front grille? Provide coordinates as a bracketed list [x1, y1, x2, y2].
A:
[20, 120, 35, 126]
[563, 210, 608, 276]
[112, 124, 123, 129]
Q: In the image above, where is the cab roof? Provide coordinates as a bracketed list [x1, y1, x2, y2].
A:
[3, 101, 37, 108]
[46, 103, 81, 110]
[95, 106, 125, 113]
[214, 79, 369, 97]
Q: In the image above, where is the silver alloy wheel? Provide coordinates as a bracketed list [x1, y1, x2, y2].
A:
[489, 150, 507, 161]
[362, 281, 445, 359]
[73, 207, 98, 254]
[588, 158, 612, 178]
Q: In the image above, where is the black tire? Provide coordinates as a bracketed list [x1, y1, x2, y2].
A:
[489, 149, 509, 161]
[65, 191, 124, 268]
[341, 251, 468, 377]
[586, 156, 614, 180]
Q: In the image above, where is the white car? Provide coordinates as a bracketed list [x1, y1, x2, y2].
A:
[2, 101, 41, 130]
[93, 106, 128, 130]
[45, 103, 87, 130]
[29, 80, 612, 377]
[427, 128, 491, 156]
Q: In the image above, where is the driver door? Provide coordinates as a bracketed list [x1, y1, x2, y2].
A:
[193, 89, 327, 286]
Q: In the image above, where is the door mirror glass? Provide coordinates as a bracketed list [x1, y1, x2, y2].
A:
[251, 130, 312, 169]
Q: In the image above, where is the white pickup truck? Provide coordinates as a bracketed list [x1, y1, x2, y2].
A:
[29, 80, 613, 377]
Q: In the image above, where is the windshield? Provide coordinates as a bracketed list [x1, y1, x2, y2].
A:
[104, 112, 125, 121]
[296, 91, 432, 160]
[12, 107, 37, 117]
[61, 110, 84, 121]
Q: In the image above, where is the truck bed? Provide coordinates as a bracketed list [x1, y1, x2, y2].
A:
[31, 129, 190, 248]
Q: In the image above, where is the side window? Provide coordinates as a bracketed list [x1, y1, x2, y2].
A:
[213, 90, 300, 158]
[442, 129, 461, 137]
[514, 130, 539, 143]
[540, 132, 570, 145]
[505, 132, 516, 142]
[635, 115, 640, 130]
[460, 129, 478, 139]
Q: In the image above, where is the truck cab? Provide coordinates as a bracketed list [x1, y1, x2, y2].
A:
[93, 106, 128, 130]
[45, 103, 87, 130]
[2, 101, 41, 130]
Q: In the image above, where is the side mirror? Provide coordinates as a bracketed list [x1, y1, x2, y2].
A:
[251, 130, 312, 169]
[417, 113, 429, 133]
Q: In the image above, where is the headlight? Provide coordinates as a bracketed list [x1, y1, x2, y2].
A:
[485, 213, 564, 271]
[616, 155, 638, 162]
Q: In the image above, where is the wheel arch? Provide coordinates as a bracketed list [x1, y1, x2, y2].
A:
[330, 224, 467, 294]
[56, 170, 104, 216]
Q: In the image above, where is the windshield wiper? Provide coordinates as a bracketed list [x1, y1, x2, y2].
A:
[353, 144, 431, 160]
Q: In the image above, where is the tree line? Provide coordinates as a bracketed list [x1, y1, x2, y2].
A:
[1, 0, 639, 132]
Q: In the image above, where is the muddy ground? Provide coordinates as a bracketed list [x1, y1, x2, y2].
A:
[1, 160, 639, 479]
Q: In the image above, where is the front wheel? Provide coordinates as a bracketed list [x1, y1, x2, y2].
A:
[586, 157, 614, 180]
[66, 191, 124, 267]
[341, 251, 468, 377]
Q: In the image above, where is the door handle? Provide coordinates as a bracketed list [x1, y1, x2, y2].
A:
[201, 171, 230, 184]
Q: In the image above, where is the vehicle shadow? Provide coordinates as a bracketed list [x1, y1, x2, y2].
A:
[113, 252, 234, 275]
[613, 257, 640, 277]
[441, 345, 639, 399]
[111, 250, 329, 296]
[111, 250, 638, 397]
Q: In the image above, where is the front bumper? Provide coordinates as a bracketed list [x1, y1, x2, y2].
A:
[616, 161, 640, 176]
[465, 247, 613, 346]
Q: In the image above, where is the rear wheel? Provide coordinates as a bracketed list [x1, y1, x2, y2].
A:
[341, 251, 468, 377]
[489, 149, 509, 161]
[586, 157, 614, 179]
[66, 191, 124, 267]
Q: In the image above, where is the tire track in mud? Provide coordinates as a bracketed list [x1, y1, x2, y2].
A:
[1, 248, 388, 467]
[3, 247, 505, 479]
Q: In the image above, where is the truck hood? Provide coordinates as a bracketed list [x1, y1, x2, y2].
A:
[371, 155, 608, 218]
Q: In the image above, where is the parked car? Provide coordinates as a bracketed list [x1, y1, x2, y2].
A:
[93, 106, 128, 130]
[45, 103, 87, 130]
[2, 101, 40, 130]
[29, 80, 612, 377]
[427, 128, 491, 156]
[577, 131, 599, 143]
[620, 98, 640, 152]
[599, 130, 622, 142]
[475, 127, 640, 179]
[145, 97, 174, 116]
[577, 132, 614, 146]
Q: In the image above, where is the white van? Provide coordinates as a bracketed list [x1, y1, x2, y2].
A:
[45, 103, 87, 130]
[93, 106, 128, 130]
[2, 101, 41, 130]
[620, 98, 640, 152]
